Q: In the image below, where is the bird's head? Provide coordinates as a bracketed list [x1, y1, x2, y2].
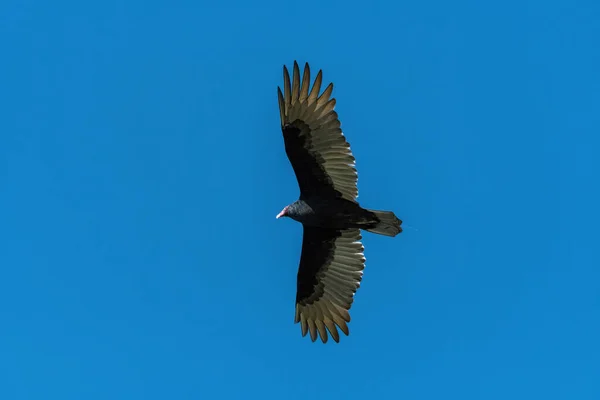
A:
[276, 201, 311, 222]
[276, 205, 290, 219]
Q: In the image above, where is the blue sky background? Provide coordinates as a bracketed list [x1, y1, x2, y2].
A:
[1, 0, 599, 399]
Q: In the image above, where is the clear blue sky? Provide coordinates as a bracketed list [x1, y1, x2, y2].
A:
[1, 0, 599, 399]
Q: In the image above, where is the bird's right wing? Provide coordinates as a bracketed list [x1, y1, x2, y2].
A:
[295, 226, 365, 343]
[278, 61, 359, 202]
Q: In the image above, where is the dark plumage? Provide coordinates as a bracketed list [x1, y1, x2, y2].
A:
[277, 61, 402, 343]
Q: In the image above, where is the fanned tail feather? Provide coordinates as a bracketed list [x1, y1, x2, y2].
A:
[365, 210, 402, 237]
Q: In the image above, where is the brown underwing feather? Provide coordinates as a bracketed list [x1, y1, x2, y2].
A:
[278, 62, 358, 202]
[294, 227, 365, 343]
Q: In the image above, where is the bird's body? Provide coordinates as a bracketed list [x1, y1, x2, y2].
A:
[276, 61, 402, 343]
[283, 198, 377, 230]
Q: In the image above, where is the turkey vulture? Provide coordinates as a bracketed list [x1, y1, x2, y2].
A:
[276, 61, 402, 343]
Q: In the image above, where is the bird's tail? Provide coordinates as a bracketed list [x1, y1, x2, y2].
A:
[364, 209, 403, 237]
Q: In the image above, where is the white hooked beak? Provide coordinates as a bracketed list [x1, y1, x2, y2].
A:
[276, 207, 288, 219]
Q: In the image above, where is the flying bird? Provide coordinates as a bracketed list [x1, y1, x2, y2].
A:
[276, 61, 402, 343]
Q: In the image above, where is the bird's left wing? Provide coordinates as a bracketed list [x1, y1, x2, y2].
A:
[278, 61, 358, 202]
[295, 226, 365, 343]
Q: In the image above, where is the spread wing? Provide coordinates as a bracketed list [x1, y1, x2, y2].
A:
[278, 61, 358, 202]
[295, 227, 365, 343]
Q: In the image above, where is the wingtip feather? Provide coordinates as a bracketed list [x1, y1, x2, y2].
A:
[299, 63, 310, 102]
[291, 61, 301, 105]
[277, 87, 285, 125]
[283, 65, 291, 107]
[308, 70, 323, 103]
